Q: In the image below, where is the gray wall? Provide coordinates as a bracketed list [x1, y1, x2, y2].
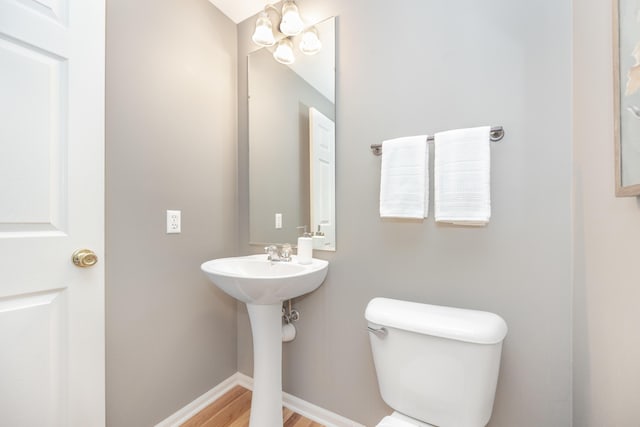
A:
[102, 0, 640, 424]
[105, 0, 238, 425]
[573, 0, 640, 424]
[239, 1, 572, 426]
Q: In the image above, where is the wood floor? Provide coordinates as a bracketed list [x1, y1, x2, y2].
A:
[180, 385, 325, 427]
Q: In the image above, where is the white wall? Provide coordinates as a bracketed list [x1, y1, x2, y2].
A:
[573, 0, 640, 424]
[105, 0, 238, 425]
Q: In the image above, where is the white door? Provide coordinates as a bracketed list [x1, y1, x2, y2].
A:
[309, 107, 335, 250]
[0, 0, 105, 425]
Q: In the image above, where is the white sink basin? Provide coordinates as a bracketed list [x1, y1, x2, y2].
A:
[201, 254, 328, 305]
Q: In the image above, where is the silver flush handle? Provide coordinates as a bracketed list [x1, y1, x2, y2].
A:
[367, 326, 387, 337]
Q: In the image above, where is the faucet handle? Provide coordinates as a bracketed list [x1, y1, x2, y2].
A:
[280, 243, 292, 261]
[264, 244, 278, 260]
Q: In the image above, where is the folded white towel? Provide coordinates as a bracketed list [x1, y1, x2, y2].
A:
[379, 135, 429, 219]
[434, 126, 491, 226]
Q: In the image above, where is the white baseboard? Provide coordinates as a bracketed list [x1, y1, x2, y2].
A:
[154, 372, 242, 427]
[155, 371, 366, 427]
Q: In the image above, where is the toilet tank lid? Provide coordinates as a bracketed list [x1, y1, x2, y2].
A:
[365, 298, 508, 344]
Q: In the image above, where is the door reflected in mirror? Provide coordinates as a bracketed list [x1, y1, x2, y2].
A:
[248, 17, 336, 251]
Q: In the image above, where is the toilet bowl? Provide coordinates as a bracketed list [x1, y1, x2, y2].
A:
[366, 297, 508, 427]
[376, 412, 433, 427]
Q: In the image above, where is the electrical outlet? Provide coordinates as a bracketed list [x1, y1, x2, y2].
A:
[166, 210, 181, 234]
[275, 213, 282, 229]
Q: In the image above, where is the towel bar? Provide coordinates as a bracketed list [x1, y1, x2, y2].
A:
[370, 126, 505, 156]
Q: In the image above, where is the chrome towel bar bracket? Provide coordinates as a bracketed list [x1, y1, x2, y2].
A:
[370, 125, 505, 156]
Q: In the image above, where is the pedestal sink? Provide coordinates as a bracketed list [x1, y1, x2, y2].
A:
[201, 254, 328, 427]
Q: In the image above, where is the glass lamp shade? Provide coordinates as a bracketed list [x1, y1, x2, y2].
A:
[279, 1, 304, 36]
[300, 27, 321, 55]
[273, 38, 295, 64]
[252, 12, 275, 47]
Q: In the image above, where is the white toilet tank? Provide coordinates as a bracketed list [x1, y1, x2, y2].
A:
[366, 297, 508, 427]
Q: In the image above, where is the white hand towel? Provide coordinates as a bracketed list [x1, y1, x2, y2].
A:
[434, 126, 491, 226]
[379, 135, 429, 219]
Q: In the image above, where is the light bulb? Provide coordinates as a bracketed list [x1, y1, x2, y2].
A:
[300, 27, 321, 55]
[279, 1, 304, 36]
[252, 11, 275, 47]
[273, 38, 295, 64]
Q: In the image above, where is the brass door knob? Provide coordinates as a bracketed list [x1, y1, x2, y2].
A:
[72, 249, 98, 268]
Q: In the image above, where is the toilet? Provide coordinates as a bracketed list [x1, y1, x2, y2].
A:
[365, 297, 508, 427]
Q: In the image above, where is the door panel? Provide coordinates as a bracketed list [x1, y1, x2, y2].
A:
[0, 289, 68, 426]
[0, 35, 68, 234]
[309, 107, 335, 250]
[0, 0, 105, 425]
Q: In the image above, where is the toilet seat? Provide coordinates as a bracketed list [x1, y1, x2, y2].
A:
[375, 412, 435, 427]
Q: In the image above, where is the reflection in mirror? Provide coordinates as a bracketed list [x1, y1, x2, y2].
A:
[249, 17, 336, 251]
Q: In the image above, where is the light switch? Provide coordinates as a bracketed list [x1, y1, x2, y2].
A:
[275, 213, 282, 229]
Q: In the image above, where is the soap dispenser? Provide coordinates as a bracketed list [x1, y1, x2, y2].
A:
[312, 224, 325, 249]
[296, 226, 313, 265]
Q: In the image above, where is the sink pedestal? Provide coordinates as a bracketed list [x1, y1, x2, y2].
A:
[200, 255, 329, 426]
[246, 303, 284, 427]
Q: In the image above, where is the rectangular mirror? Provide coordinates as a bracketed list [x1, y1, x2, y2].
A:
[248, 16, 336, 250]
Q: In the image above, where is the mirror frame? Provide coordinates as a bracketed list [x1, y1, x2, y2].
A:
[613, 0, 640, 196]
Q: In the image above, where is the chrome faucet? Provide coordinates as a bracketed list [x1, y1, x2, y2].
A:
[264, 243, 292, 262]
